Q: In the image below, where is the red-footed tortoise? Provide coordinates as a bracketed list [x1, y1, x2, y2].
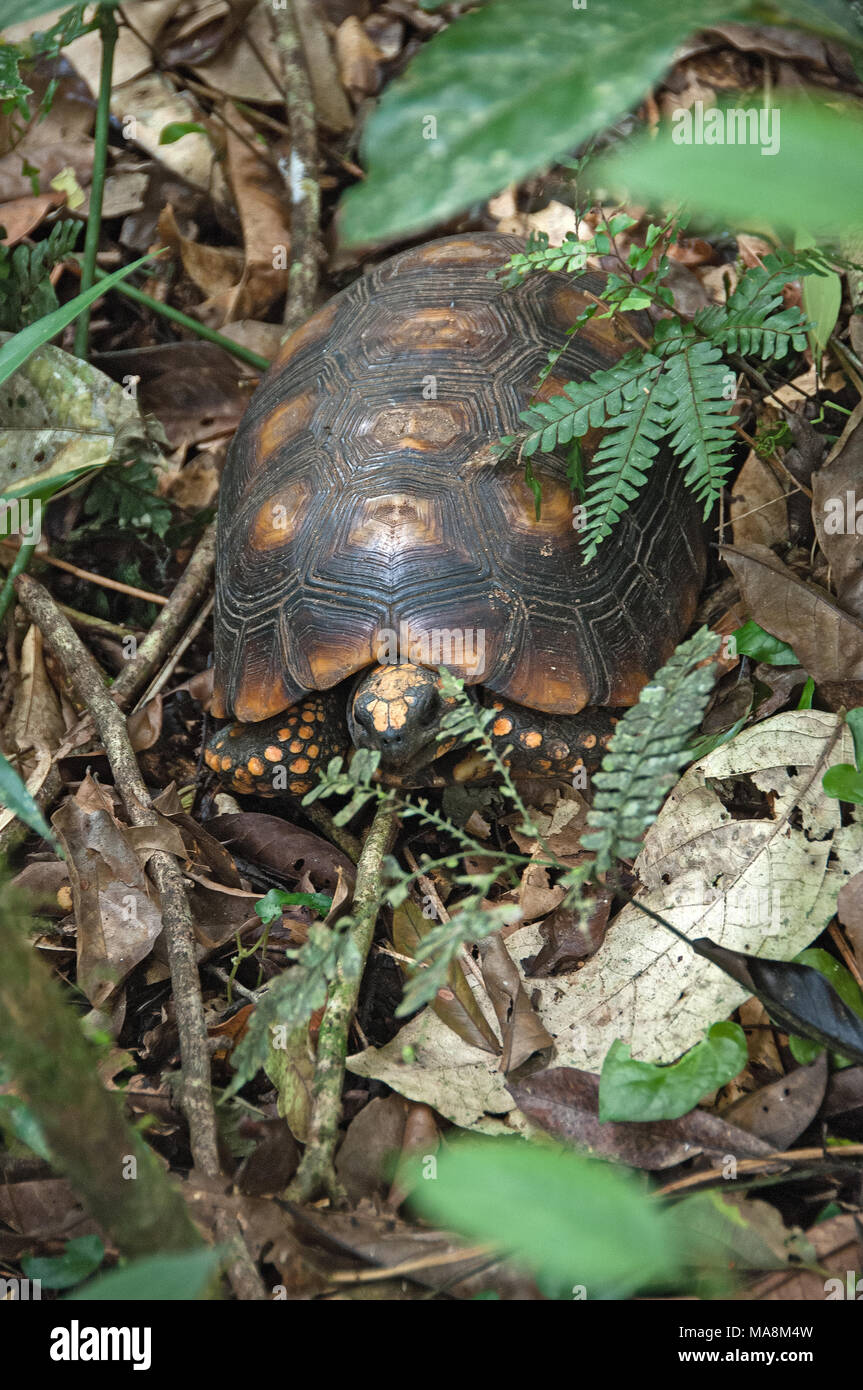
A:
[206, 234, 706, 798]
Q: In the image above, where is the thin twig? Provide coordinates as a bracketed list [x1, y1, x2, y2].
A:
[0, 538, 168, 606]
[269, 0, 321, 335]
[111, 521, 216, 710]
[287, 798, 399, 1204]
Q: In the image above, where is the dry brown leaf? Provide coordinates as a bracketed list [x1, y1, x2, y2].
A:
[730, 450, 790, 549]
[720, 1053, 828, 1148]
[508, 1068, 774, 1170]
[52, 795, 163, 1011]
[478, 934, 554, 1073]
[723, 541, 863, 680]
[223, 114, 291, 318]
[837, 870, 863, 968]
[158, 203, 244, 301]
[812, 419, 863, 613]
[9, 625, 65, 756]
[0, 193, 65, 245]
[335, 1095, 409, 1202]
[292, 0, 355, 131]
[335, 16, 384, 102]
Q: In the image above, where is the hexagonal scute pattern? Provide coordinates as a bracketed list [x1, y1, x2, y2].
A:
[213, 234, 706, 725]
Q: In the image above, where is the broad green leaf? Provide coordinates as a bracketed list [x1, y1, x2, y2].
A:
[788, 947, 863, 1065]
[798, 233, 841, 365]
[599, 1021, 747, 1121]
[599, 99, 863, 239]
[409, 1137, 679, 1296]
[0, 253, 155, 390]
[822, 764, 863, 804]
[340, 0, 747, 244]
[731, 619, 798, 665]
[0, 749, 61, 851]
[0, 336, 152, 503]
[66, 1248, 221, 1301]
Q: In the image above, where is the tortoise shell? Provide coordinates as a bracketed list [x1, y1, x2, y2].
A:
[213, 234, 706, 726]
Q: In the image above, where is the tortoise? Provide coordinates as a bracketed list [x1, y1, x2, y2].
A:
[206, 234, 707, 800]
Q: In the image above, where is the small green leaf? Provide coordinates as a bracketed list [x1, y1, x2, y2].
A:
[255, 887, 332, 923]
[158, 121, 209, 145]
[599, 1022, 748, 1122]
[731, 620, 798, 666]
[797, 676, 815, 709]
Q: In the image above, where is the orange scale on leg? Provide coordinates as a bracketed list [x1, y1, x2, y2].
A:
[265, 746, 283, 762]
[247, 756, 265, 777]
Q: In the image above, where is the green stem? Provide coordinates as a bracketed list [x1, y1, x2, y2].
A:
[0, 538, 36, 627]
[73, 5, 118, 360]
[92, 268, 271, 373]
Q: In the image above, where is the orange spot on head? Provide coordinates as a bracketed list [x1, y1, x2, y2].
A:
[265, 746, 283, 762]
[493, 717, 513, 737]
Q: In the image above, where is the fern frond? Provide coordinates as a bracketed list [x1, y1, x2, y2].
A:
[657, 333, 736, 510]
[0, 220, 81, 331]
[519, 350, 664, 457]
[694, 249, 821, 360]
[577, 370, 670, 561]
[581, 627, 721, 873]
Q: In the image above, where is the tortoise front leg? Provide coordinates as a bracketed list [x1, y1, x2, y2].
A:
[454, 697, 619, 785]
[205, 688, 350, 799]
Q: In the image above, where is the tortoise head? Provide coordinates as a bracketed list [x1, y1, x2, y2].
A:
[347, 664, 461, 773]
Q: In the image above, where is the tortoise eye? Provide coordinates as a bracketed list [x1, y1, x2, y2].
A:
[416, 687, 441, 727]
